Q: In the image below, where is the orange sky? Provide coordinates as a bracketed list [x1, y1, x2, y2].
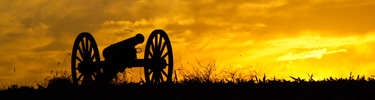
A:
[0, 0, 375, 87]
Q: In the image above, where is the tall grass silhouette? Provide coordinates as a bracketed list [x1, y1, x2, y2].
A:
[2, 60, 375, 99]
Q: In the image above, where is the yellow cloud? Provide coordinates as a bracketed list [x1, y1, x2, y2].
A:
[267, 32, 375, 49]
[276, 48, 348, 61]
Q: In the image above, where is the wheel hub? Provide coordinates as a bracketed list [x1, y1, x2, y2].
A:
[77, 62, 97, 74]
[150, 58, 167, 70]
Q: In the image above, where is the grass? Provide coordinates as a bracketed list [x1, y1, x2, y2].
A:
[3, 73, 375, 100]
[2, 61, 375, 99]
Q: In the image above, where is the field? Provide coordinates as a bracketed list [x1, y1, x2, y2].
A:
[2, 73, 375, 100]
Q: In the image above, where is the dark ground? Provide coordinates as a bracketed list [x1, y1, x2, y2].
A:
[2, 80, 375, 100]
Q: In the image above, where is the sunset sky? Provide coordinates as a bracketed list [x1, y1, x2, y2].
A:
[0, 0, 374, 87]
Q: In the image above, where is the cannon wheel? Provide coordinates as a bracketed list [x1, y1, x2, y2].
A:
[144, 30, 173, 84]
[71, 32, 101, 86]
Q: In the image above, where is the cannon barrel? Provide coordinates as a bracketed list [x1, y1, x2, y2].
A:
[103, 34, 144, 62]
[111, 34, 144, 47]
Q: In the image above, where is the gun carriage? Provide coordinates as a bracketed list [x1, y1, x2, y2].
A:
[71, 29, 173, 85]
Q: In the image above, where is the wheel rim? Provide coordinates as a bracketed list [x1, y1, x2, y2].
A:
[71, 32, 101, 86]
[144, 30, 173, 84]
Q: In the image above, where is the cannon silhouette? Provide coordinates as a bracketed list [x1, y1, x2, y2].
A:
[71, 29, 173, 85]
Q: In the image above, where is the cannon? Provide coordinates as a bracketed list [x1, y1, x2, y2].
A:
[71, 29, 173, 85]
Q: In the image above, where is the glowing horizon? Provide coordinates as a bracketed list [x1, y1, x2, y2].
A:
[0, 0, 374, 87]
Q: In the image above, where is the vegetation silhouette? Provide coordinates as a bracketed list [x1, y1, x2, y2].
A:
[2, 64, 375, 100]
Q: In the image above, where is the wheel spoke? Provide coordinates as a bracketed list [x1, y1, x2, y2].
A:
[85, 38, 89, 53]
[83, 74, 93, 84]
[161, 51, 169, 58]
[146, 69, 152, 76]
[77, 46, 84, 57]
[155, 73, 160, 83]
[158, 36, 162, 51]
[155, 35, 158, 49]
[83, 75, 89, 83]
[81, 38, 86, 52]
[93, 71, 100, 79]
[78, 74, 84, 80]
[90, 50, 98, 61]
[145, 70, 150, 76]
[149, 50, 154, 58]
[149, 69, 153, 76]
[160, 72, 164, 82]
[76, 56, 83, 63]
[90, 53, 96, 61]
[161, 70, 168, 76]
[157, 77, 161, 83]
[90, 73, 96, 80]
[151, 42, 155, 52]
[151, 73, 155, 82]
[90, 76, 94, 83]
[82, 75, 88, 84]
[88, 43, 93, 56]
[160, 42, 166, 53]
